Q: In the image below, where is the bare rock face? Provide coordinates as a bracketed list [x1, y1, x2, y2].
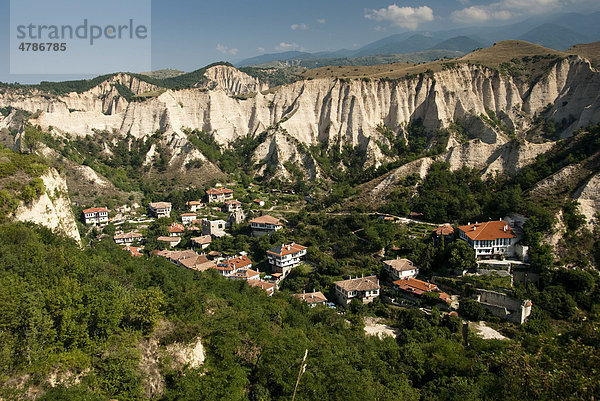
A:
[574, 173, 600, 228]
[14, 168, 81, 244]
[202, 65, 269, 95]
[0, 57, 599, 180]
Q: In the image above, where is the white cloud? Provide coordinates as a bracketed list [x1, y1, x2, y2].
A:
[291, 23, 309, 30]
[216, 44, 238, 55]
[451, 0, 576, 23]
[451, 6, 512, 22]
[374, 25, 386, 32]
[276, 42, 299, 51]
[317, 18, 326, 24]
[365, 5, 434, 30]
[257, 47, 266, 53]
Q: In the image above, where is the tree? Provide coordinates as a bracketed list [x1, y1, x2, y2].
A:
[458, 298, 486, 321]
[445, 241, 475, 272]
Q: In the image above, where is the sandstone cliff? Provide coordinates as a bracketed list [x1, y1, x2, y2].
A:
[1, 55, 599, 183]
[14, 168, 81, 244]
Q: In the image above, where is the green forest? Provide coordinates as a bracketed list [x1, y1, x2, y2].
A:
[0, 221, 599, 400]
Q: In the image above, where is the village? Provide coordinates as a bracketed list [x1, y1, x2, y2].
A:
[80, 183, 536, 330]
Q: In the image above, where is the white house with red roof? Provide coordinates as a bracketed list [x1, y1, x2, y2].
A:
[169, 223, 185, 237]
[181, 213, 197, 225]
[222, 199, 242, 213]
[148, 202, 172, 218]
[210, 255, 259, 281]
[249, 215, 283, 236]
[185, 200, 202, 212]
[267, 242, 307, 277]
[457, 220, 518, 259]
[83, 207, 109, 225]
[206, 187, 234, 203]
[334, 276, 380, 306]
[383, 258, 418, 280]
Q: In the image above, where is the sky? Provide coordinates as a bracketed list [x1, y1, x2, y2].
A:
[0, 0, 598, 83]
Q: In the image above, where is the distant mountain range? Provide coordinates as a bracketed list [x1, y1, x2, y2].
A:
[237, 11, 600, 67]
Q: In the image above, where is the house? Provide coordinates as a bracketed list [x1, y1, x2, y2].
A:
[123, 246, 143, 257]
[474, 289, 532, 324]
[206, 187, 234, 203]
[292, 291, 328, 307]
[210, 255, 257, 280]
[82, 207, 109, 225]
[179, 254, 216, 272]
[253, 199, 265, 207]
[228, 209, 246, 226]
[383, 258, 419, 280]
[393, 278, 451, 304]
[267, 242, 307, 277]
[248, 280, 276, 296]
[181, 213, 197, 225]
[433, 224, 454, 239]
[334, 276, 380, 306]
[230, 268, 260, 281]
[191, 235, 212, 249]
[157, 236, 181, 248]
[169, 223, 185, 237]
[202, 219, 227, 238]
[113, 231, 144, 245]
[148, 202, 172, 218]
[156, 249, 216, 271]
[457, 220, 518, 259]
[186, 200, 202, 212]
[222, 199, 242, 213]
[249, 215, 283, 237]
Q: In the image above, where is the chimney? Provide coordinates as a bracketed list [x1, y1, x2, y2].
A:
[473, 226, 476, 231]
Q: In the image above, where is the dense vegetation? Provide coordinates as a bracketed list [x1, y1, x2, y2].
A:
[0, 144, 48, 223]
[0, 222, 599, 400]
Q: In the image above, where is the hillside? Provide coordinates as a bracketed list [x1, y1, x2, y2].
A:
[0, 40, 599, 213]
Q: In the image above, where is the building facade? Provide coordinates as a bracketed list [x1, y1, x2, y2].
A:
[249, 215, 283, 237]
[83, 207, 109, 225]
[206, 187, 234, 203]
[148, 202, 172, 218]
[383, 258, 419, 280]
[267, 243, 307, 277]
[334, 276, 380, 306]
[457, 221, 518, 259]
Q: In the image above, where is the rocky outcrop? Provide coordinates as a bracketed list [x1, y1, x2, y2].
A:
[0, 56, 599, 179]
[14, 168, 81, 244]
[202, 65, 269, 95]
[574, 173, 600, 228]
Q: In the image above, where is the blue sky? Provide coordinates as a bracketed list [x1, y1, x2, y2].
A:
[1, 0, 598, 83]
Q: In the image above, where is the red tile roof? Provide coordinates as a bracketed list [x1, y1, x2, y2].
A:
[206, 187, 233, 195]
[169, 223, 185, 233]
[191, 235, 212, 245]
[123, 246, 143, 257]
[249, 215, 282, 225]
[181, 213, 197, 217]
[225, 255, 253, 270]
[267, 243, 307, 257]
[157, 236, 180, 242]
[83, 207, 108, 213]
[248, 280, 276, 292]
[113, 231, 143, 240]
[186, 201, 202, 205]
[457, 221, 516, 241]
[230, 268, 260, 280]
[292, 291, 328, 304]
[334, 276, 380, 292]
[149, 202, 171, 209]
[225, 199, 241, 205]
[434, 224, 454, 236]
[383, 258, 416, 272]
[394, 277, 438, 293]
